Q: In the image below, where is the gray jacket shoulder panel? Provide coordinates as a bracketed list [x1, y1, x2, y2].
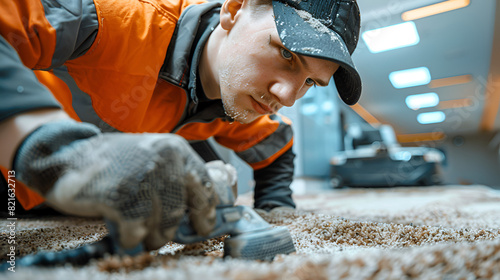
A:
[41, 0, 98, 69]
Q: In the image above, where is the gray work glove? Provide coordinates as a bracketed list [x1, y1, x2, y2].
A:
[13, 120, 217, 250]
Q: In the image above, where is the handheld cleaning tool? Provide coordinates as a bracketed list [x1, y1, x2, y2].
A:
[174, 204, 295, 260]
[174, 160, 295, 260]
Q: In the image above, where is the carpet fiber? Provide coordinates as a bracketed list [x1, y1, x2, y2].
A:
[2, 185, 500, 279]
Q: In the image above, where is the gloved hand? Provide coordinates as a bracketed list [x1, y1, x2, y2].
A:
[13, 120, 218, 250]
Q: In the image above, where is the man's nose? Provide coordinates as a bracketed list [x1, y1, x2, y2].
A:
[269, 79, 305, 107]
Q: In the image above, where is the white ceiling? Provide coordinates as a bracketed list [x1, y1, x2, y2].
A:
[351, 0, 499, 136]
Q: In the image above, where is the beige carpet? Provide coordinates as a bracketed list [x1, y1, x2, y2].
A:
[1, 185, 500, 279]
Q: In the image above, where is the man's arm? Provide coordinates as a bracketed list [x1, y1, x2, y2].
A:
[0, 33, 67, 168]
[0, 0, 100, 167]
[253, 147, 296, 210]
[212, 114, 295, 210]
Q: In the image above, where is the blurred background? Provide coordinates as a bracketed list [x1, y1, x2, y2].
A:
[213, 0, 500, 194]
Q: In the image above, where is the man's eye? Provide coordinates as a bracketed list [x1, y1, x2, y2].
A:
[280, 48, 293, 60]
[305, 78, 316, 86]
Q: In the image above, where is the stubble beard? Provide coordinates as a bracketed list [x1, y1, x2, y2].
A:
[219, 65, 255, 124]
[221, 91, 253, 124]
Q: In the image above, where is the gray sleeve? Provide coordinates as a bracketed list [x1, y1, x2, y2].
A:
[0, 35, 61, 122]
[40, 0, 99, 69]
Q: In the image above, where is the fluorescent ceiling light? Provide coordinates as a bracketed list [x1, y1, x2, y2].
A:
[402, 0, 470, 21]
[389, 67, 431, 88]
[362, 22, 420, 53]
[301, 103, 318, 115]
[322, 101, 334, 111]
[417, 111, 446, 124]
[405, 93, 439, 110]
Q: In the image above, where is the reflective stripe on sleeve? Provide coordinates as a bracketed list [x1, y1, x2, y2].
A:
[40, 0, 99, 68]
[52, 66, 120, 133]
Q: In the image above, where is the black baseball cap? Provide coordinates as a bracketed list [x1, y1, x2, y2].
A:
[272, 0, 362, 105]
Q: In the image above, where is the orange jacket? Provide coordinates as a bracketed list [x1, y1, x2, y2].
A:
[1, 0, 294, 210]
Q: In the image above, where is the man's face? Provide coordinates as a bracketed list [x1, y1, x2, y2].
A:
[215, 4, 340, 124]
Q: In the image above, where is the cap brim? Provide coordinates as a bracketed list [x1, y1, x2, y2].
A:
[272, 1, 362, 105]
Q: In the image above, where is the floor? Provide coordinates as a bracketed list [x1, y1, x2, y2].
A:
[3, 184, 500, 279]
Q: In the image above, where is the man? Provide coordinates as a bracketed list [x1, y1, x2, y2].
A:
[0, 0, 361, 250]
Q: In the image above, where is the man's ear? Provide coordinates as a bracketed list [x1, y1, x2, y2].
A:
[220, 0, 245, 31]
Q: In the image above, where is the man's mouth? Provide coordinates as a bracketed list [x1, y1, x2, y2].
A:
[251, 97, 274, 114]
